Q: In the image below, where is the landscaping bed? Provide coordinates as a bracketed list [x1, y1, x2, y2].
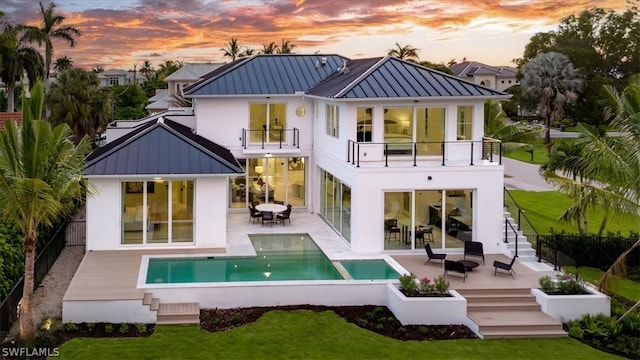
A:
[200, 305, 477, 341]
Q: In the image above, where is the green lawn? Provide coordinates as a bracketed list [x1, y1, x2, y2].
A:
[503, 139, 550, 165]
[564, 266, 640, 302]
[59, 311, 621, 360]
[508, 190, 640, 236]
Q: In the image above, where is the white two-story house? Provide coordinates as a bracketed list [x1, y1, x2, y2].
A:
[85, 54, 509, 255]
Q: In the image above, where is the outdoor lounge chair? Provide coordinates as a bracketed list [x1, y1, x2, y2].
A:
[444, 260, 467, 283]
[493, 256, 517, 279]
[463, 241, 485, 265]
[424, 243, 446, 267]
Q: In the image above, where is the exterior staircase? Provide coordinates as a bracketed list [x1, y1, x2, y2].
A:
[143, 293, 200, 325]
[458, 288, 567, 339]
[502, 212, 537, 262]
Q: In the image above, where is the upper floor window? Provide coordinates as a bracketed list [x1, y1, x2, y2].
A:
[326, 104, 339, 138]
[457, 105, 473, 140]
[249, 103, 287, 143]
[356, 107, 372, 142]
[109, 76, 119, 85]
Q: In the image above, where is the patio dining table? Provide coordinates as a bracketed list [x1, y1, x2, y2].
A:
[255, 203, 287, 213]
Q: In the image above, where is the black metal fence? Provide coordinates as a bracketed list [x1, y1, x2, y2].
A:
[65, 220, 86, 246]
[0, 223, 67, 334]
[535, 234, 638, 271]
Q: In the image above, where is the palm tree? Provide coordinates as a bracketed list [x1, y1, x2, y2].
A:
[46, 68, 111, 143]
[240, 46, 255, 58]
[520, 52, 583, 144]
[0, 22, 44, 112]
[53, 55, 72, 73]
[387, 42, 419, 62]
[221, 38, 242, 61]
[277, 39, 296, 54]
[138, 59, 154, 80]
[261, 42, 279, 54]
[484, 99, 542, 150]
[0, 81, 90, 340]
[91, 65, 104, 73]
[22, 2, 81, 81]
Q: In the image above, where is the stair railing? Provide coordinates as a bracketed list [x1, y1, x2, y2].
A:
[504, 216, 519, 257]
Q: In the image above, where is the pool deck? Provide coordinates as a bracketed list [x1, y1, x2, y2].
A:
[64, 211, 557, 302]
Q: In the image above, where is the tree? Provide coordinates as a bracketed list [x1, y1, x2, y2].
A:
[221, 38, 242, 61]
[53, 55, 72, 73]
[46, 68, 111, 143]
[261, 42, 279, 54]
[520, 52, 583, 144]
[91, 65, 104, 73]
[23, 2, 81, 81]
[484, 99, 542, 151]
[155, 60, 181, 82]
[0, 22, 44, 112]
[277, 39, 296, 54]
[240, 46, 255, 57]
[111, 83, 147, 120]
[515, 6, 640, 125]
[418, 60, 452, 74]
[0, 81, 90, 340]
[138, 60, 154, 79]
[387, 42, 419, 62]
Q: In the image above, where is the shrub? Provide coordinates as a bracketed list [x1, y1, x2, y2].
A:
[375, 324, 384, 330]
[104, 324, 114, 334]
[539, 275, 555, 292]
[419, 277, 434, 295]
[434, 276, 450, 295]
[86, 322, 94, 332]
[135, 323, 147, 334]
[566, 320, 584, 339]
[64, 323, 78, 332]
[119, 323, 129, 334]
[398, 273, 417, 294]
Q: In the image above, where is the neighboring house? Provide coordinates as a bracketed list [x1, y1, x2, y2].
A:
[450, 61, 518, 92]
[146, 63, 224, 113]
[97, 69, 146, 87]
[88, 54, 510, 255]
[0, 112, 22, 128]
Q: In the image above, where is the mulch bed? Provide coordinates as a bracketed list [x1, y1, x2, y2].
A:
[200, 305, 477, 341]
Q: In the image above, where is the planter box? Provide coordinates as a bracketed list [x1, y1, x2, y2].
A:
[386, 284, 467, 325]
[532, 285, 610, 322]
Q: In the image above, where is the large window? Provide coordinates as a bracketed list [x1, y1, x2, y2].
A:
[122, 180, 193, 245]
[249, 103, 287, 143]
[457, 105, 473, 140]
[383, 107, 446, 156]
[319, 169, 351, 243]
[356, 107, 372, 142]
[326, 104, 339, 138]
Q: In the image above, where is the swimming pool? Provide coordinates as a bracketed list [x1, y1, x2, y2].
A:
[145, 233, 400, 284]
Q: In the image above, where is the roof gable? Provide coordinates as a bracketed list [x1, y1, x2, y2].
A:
[85, 119, 243, 176]
[184, 54, 348, 96]
[308, 57, 508, 99]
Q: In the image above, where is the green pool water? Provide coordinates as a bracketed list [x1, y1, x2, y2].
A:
[145, 233, 400, 284]
[340, 260, 400, 280]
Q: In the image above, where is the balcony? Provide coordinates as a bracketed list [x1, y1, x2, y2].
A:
[346, 137, 502, 168]
[241, 128, 301, 154]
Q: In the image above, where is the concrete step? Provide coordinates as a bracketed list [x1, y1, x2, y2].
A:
[481, 329, 568, 339]
[467, 302, 541, 312]
[156, 302, 200, 325]
[143, 293, 153, 305]
[457, 288, 532, 296]
[468, 310, 566, 339]
[466, 295, 536, 303]
[151, 298, 160, 311]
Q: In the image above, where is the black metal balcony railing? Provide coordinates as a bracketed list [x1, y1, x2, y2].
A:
[346, 137, 502, 167]
[242, 128, 300, 150]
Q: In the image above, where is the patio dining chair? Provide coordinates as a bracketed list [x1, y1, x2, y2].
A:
[248, 206, 262, 224]
[261, 211, 276, 227]
[276, 204, 292, 226]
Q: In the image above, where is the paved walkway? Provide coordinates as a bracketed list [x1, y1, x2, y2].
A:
[503, 157, 554, 192]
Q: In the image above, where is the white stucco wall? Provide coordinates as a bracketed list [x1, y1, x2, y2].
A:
[86, 177, 229, 250]
[193, 96, 314, 158]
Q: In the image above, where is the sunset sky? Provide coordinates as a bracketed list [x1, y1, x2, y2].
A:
[1, 0, 629, 70]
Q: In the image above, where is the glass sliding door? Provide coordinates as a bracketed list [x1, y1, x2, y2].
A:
[383, 108, 413, 155]
[248, 103, 287, 144]
[415, 107, 446, 155]
[241, 157, 305, 206]
[443, 189, 473, 248]
[286, 157, 305, 206]
[319, 169, 351, 243]
[356, 107, 372, 142]
[122, 180, 193, 245]
[457, 106, 473, 140]
[383, 191, 412, 250]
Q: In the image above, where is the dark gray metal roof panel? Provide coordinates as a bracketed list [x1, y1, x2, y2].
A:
[84, 121, 243, 176]
[309, 57, 508, 99]
[185, 54, 348, 96]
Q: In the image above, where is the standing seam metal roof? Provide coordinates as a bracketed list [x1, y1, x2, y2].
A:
[84, 119, 243, 176]
[183, 54, 348, 96]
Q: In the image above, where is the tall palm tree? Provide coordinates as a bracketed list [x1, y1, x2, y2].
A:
[46, 68, 111, 144]
[53, 55, 72, 73]
[23, 2, 81, 81]
[261, 42, 279, 54]
[0, 22, 44, 112]
[520, 52, 583, 144]
[277, 39, 296, 54]
[387, 42, 419, 62]
[240, 46, 255, 58]
[0, 81, 90, 340]
[221, 38, 242, 61]
[138, 59, 154, 80]
[91, 65, 104, 73]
